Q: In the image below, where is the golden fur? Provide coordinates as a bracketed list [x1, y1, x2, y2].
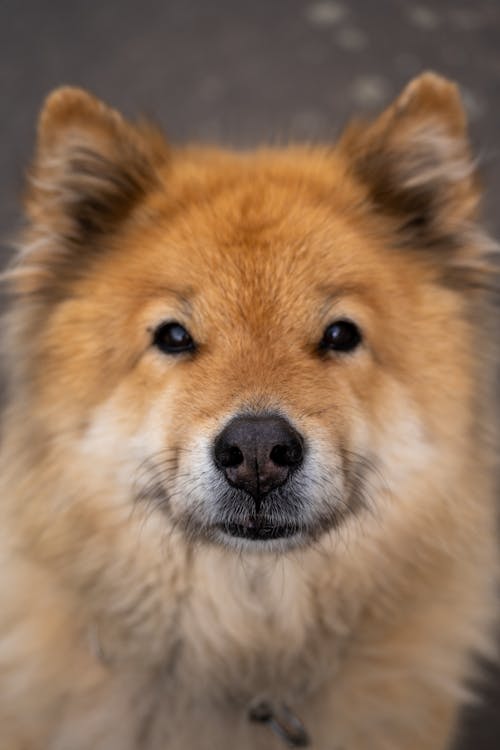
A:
[0, 73, 498, 749]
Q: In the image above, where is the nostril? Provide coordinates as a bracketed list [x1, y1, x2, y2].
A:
[216, 444, 244, 469]
[270, 440, 303, 468]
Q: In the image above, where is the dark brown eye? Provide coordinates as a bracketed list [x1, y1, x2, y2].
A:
[153, 321, 195, 354]
[320, 320, 362, 353]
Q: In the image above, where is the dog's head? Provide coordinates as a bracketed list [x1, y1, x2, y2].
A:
[3, 74, 495, 555]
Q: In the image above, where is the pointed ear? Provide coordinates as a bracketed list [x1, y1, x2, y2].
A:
[338, 73, 480, 246]
[26, 87, 168, 241]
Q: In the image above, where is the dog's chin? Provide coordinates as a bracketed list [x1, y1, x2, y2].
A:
[178, 511, 340, 554]
[212, 520, 309, 553]
[218, 519, 301, 541]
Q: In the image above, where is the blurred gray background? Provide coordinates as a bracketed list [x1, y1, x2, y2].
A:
[0, 0, 499, 747]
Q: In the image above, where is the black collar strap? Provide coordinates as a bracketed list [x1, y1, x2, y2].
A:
[248, 699, 310, 747]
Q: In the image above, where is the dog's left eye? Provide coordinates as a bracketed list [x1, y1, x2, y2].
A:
[320, 320, 362, 353]
[152, 321, 196, 354]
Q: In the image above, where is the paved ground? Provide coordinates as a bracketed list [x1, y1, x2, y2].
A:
[0, 1, 499, 746]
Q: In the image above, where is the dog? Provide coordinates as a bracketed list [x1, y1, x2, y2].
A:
[0, 72, 498, 749]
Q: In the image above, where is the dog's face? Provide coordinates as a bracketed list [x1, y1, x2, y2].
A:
[5, 75, 487, 554]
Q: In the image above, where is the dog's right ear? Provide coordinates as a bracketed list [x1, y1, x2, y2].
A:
[26, 87, 168, 242]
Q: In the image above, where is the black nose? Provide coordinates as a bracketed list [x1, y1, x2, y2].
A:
[213, 415, 304, 505]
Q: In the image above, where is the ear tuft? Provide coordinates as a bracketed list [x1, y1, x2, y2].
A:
[392, 73, 466, 137]
[37, 87, 117, 151]
[27, 87, 168, 241]
[339, 72, 479, 247]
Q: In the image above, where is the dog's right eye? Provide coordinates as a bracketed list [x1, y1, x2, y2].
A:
[152, 322, 196, 354]
[320, 319, 362, 353]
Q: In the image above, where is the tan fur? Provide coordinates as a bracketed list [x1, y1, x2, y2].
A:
[0, 73, 498, 749]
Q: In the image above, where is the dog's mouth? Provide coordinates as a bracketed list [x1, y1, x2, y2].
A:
[144, 474, 362, 549]
[217, 519, 301, 541]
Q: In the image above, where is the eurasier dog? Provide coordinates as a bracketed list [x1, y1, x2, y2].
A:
[0, 73, 498, 749]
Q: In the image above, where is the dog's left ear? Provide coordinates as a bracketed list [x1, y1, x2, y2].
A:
[339, 73, 479, 246]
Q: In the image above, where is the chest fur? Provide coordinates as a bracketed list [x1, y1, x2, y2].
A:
[169, 549, 347, 706]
